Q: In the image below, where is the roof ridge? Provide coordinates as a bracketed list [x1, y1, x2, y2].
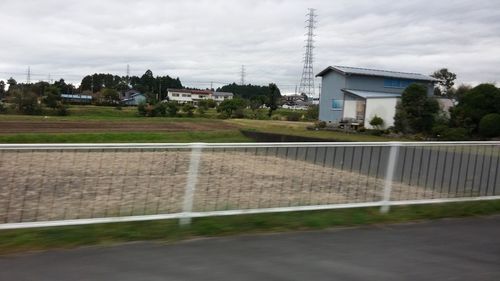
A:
[334, 65, 425, 76]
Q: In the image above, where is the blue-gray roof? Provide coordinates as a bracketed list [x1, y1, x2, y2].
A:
[317, 65, 438, 81]
[343, 89, 402, 99]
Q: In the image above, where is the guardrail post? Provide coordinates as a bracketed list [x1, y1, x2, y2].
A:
[380, 142, 400, 213]
[180, 143, 204, 226]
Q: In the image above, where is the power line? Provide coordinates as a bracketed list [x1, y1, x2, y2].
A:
[298, 8, 317, 98]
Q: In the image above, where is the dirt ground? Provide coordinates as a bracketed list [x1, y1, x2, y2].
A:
[0, 120, 236, 134]
[0, 149, 450, 224]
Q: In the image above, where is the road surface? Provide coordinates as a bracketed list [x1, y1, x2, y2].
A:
[1, 216, 499, 280]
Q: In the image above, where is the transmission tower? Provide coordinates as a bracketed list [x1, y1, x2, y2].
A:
[27, 66, 31, 84]
[240, 65, 246, 85]
[298, 8, 317, 98]
[126, 64, 130, 81]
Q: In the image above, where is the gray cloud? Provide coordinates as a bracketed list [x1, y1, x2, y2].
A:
[0, 0, 499, 93]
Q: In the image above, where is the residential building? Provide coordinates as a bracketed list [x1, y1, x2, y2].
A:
[212, 91, 233, 104]
[316, 66, 437, 129]
[166, 89, 233, 105]
[122, 92, 146, 106]
[61, 94, 92, 104]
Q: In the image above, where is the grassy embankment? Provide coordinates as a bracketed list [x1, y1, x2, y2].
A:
[1, 200, 499, 255]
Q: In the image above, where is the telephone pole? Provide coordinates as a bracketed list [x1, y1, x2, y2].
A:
[298, 8, 317, 98]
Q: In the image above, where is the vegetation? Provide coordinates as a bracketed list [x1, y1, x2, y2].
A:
[479, 113, 500, 138]
[217, 83, 272, 100]
[1, 200, 499, 255]
[431, 68, 457, 99]
[369, 115, 384, 130]
[450, 84, 500, 135]
[394, 84, 439, 134]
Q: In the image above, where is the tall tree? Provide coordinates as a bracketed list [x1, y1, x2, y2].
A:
[266, 83, 281, 117]
[431, 68, 457, 99]
[394, 84, 440, 134]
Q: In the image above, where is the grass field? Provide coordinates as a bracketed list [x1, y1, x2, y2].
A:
[0, 105, 397, 143]
[1, 200, 499, 255]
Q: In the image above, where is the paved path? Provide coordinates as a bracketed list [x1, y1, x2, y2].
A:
[1, 216, 500, 281]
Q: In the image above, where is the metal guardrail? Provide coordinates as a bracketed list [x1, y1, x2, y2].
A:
[0, 142, 499, 229]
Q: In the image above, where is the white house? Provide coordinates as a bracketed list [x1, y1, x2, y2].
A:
[166, 89, 233, 105]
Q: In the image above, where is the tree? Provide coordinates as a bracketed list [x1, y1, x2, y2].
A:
[479, 113, 500, 138]
[394, 84, 440, 134]
[0, 80, 5, 99]
[217, 83, 271, 100]
[101, 88, 120, 104]
[7, 77, 17, 87]
[11, 90, 42, 115]
[42, 86, 62, 109]
[217, 98, 248, 118]
[451, 84, 500, 133]
[431, 68, 457, 99]
[305, 104, 319, 120]
[266, 83, 281, 117]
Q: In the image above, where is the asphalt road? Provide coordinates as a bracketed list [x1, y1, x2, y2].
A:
[1, 216, 500, 281]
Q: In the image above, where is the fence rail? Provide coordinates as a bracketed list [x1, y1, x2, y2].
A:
[1, 142, 499, 229]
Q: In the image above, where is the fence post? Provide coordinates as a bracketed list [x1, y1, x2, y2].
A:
[180, 143, 204, 226]
[380, 142, 400, 213]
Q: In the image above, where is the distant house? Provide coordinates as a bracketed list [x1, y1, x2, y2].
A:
[282, 100, 310, 110]
[61, 94, 92, 104]
[166, 89, 233, 106]
[122, 92, 146, 106]
[316, 66, 438, 129]
[121, 89, 141, 100]
[212, 91, 233, 104]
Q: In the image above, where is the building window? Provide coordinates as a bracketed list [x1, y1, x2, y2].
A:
[384, 78, 414, 89]
[332, 99, 343, 110]
[172, 93, 179, 97]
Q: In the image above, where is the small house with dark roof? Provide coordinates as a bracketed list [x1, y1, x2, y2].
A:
[316, 65, 438, 129]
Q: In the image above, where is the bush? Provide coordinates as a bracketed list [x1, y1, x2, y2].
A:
[182, 103, 195, 117]
[315, 121, 327, 129]
[305, 105, 319, 120]
[369, 115, 384, 130]
[165, 101, 179, 117]
[0, 101, 6, 113]
[154, 102, 167, 117]
[286, 112, 301, 121]
[479, 113, 500, 138]
[12, 91, 42, 115]
[55, 103, 69, 116]
[440, 127, 469, 141]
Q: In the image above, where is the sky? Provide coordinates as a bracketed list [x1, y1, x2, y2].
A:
[1, 0, 499, 94]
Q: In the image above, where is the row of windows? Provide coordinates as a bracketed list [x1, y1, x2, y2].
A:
[384, 78, 414, 88]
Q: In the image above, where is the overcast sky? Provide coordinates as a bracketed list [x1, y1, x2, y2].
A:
[1, 0, 499, 93]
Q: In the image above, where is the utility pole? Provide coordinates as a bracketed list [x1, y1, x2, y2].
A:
[91, 76, 94, 93]
[240, 65, 246, 86]
[298, 8, 317, 99]
[126, 64, 130, 86]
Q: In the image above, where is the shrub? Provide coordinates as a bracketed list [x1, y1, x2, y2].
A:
[0, 101, 6, 113]
[286, 112, 301, 121]
[305, 105, 319, 120]
[479, 113, 500, 138]
[182, 103, 195, 117]
[12, 91, 42, 115]
[315, 121, 327, 129]
[55, 103, 69, 116]
[165, 101, 179, 117]
[440, 127, 469, 141]
[369, 115, 384, 130]
[154, 102, 167, 117]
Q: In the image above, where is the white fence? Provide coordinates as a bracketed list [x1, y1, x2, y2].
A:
[0, 142, 499, 229]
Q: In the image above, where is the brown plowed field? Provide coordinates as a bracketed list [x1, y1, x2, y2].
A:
[0, 121, 236, 134]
